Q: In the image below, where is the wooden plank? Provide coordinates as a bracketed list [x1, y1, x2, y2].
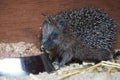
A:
[0, 0, 119, 48]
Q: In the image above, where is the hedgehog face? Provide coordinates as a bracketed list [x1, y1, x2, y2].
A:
[41, 18, 66, 51]
[41, 22, 60, 51]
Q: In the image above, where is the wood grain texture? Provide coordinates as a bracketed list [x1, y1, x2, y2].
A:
[0, 0, 119, 49]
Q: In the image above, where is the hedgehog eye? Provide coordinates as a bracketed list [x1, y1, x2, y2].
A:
[57, 19, 66, 29]
[50, 31, 59, 39]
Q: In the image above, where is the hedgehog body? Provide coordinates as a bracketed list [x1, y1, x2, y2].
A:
[41, 7, 116, 67]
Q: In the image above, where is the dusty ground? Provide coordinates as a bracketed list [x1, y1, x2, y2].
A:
[0, 0, 120, 49]
[0, 72, 120, 80]
[0, 42, 119, 79]
[0, 62, 119, 80]
[0, 42, 41, 58]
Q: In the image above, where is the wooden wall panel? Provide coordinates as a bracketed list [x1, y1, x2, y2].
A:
[0, 0, 119, 49]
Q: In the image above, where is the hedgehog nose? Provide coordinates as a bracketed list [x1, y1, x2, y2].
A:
[41, 45, 44, 50]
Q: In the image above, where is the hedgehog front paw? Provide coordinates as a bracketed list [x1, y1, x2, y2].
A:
[52, 61, 60, 70]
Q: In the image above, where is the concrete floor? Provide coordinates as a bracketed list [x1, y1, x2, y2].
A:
[0, 0, 120, 49]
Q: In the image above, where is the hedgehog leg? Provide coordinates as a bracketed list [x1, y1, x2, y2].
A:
[52, 54, 60, 69]
[60, 50, 73, 67]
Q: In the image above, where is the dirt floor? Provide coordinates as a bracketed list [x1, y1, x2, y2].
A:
[0, 62, 119, 80]
[0, 0, 120, 49]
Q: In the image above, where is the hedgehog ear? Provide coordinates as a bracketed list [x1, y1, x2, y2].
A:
[57, 19, 66, 29]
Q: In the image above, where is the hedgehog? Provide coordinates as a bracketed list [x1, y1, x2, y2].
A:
[40, 7, 116, 67]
